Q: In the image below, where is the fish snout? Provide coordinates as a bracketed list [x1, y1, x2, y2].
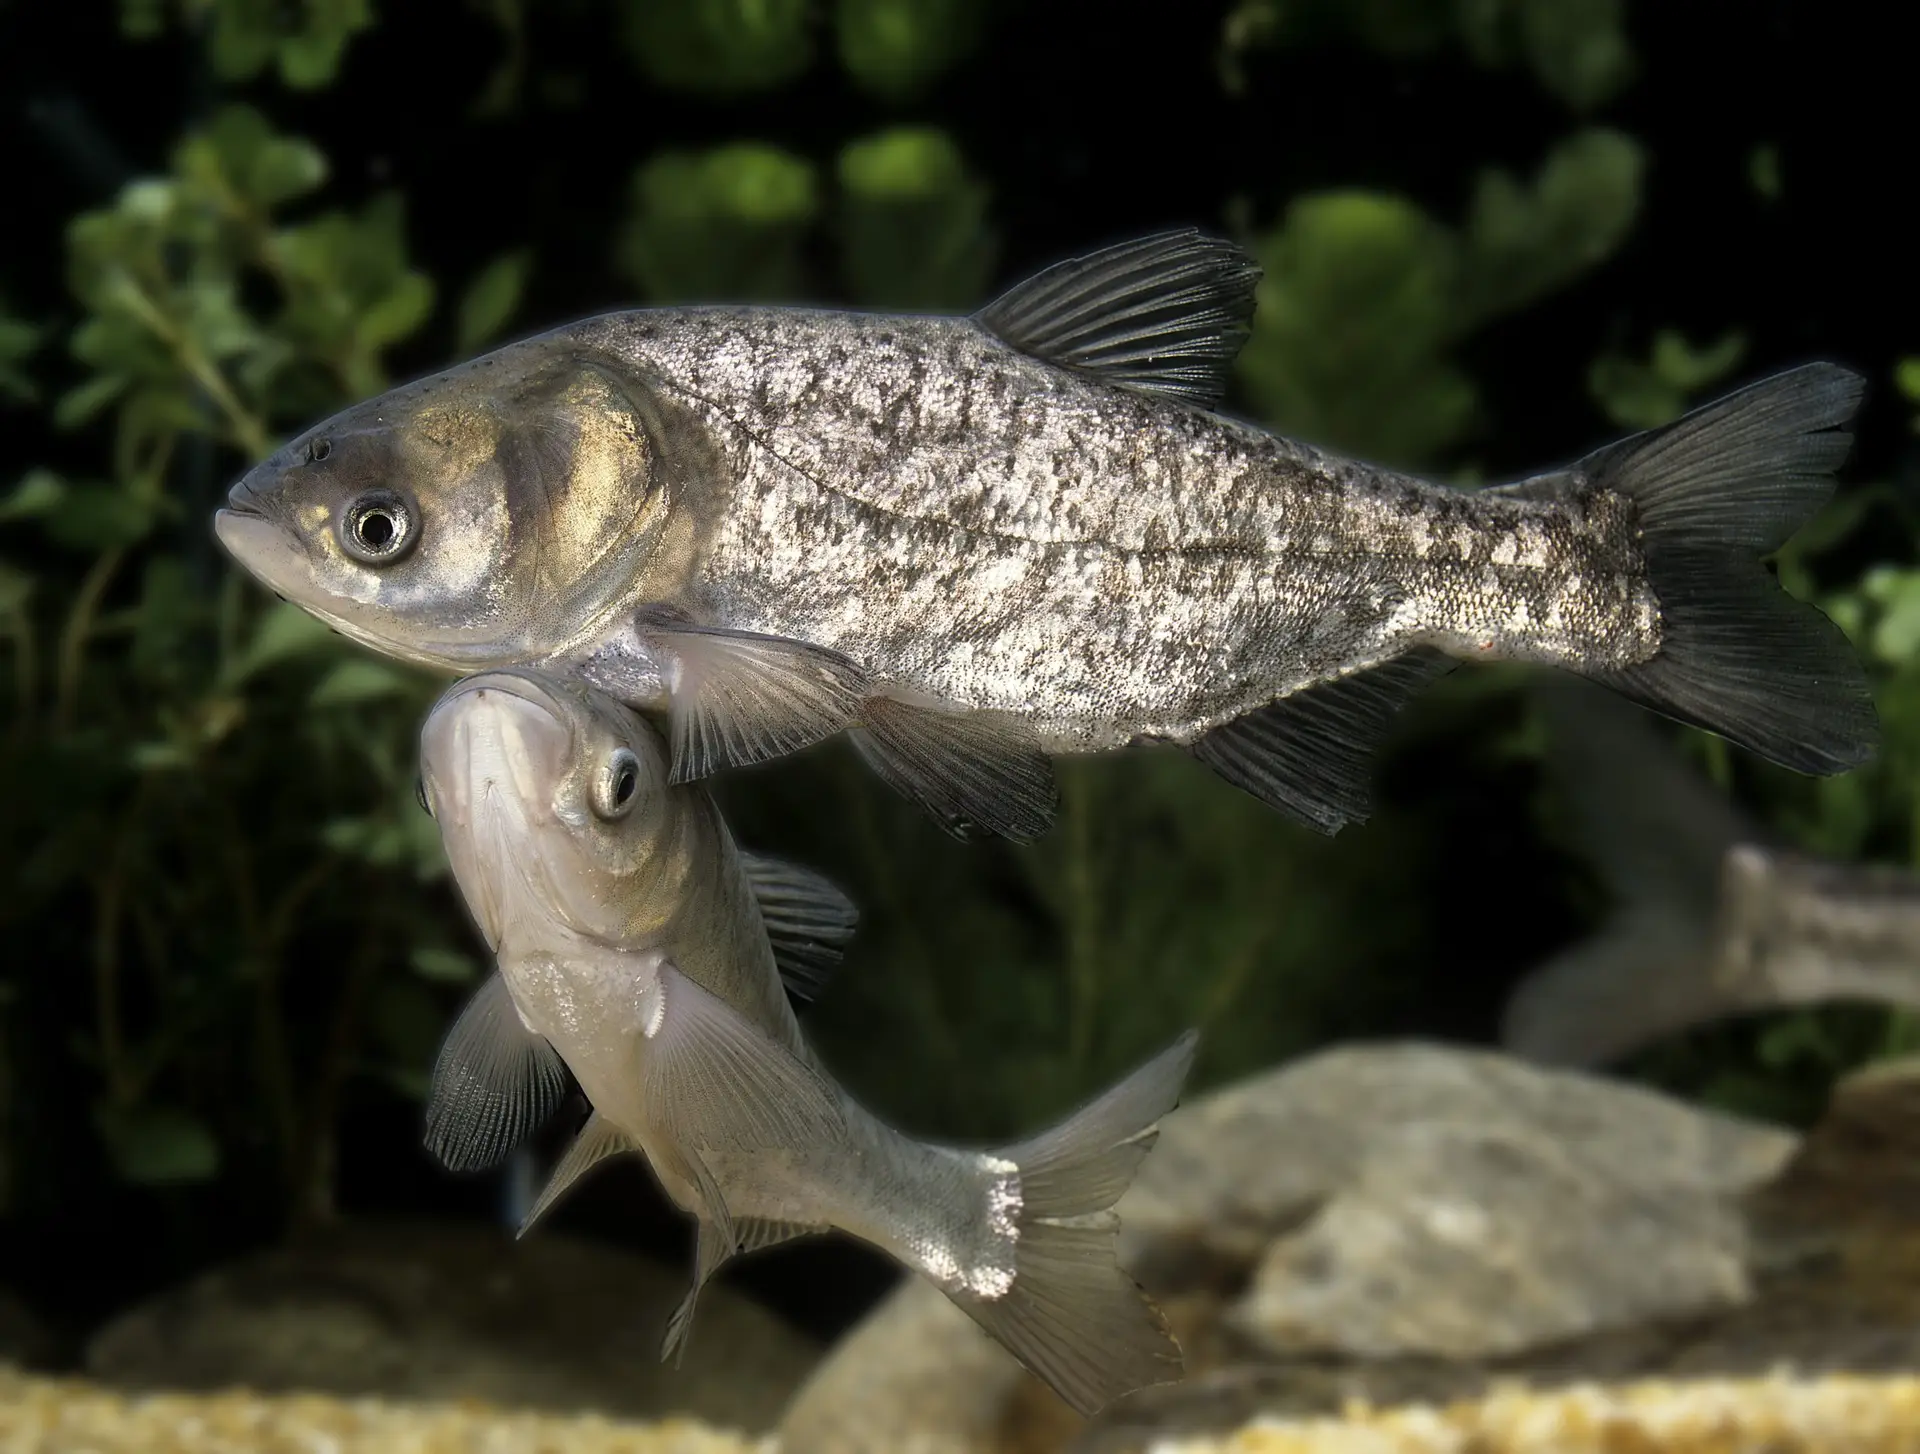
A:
[424, 674, 578, 821]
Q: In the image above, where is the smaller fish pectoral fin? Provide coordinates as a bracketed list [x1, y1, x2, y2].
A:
[631, 608, 871, 782]
[974, 229, 1261, 407]
[737, 850, 859, 1003]
[636, 960, 847, 1158]
[424, 971, 569, 1173]
[850, 694, 1060, 843]
[516, 1109, 634, 1238]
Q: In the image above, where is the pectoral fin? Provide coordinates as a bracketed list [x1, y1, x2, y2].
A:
[738, 851, 860, 1002]
[851, 695, 1060, 842]
[976, 229, 1261, 406]
[636, 960, 847, 1156]
[632, 609, 872, 781]
[424, 972, 569, 1173]
[1189, 649, 1455, 834]
[516, 1109, 636, 1236]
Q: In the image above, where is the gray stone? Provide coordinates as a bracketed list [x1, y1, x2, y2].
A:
[86, 1218, 820, 1434]
[780, 1042, 1803, 1454]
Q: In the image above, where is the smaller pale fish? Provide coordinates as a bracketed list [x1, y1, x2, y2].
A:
[1502, 677, 1920, 1070]
[416, 667, 1197, 1417]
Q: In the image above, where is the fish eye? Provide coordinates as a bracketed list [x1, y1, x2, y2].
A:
[340, 489, 418, 565]
[414, 773, 432, 818]
[591, 748, 642, 821]
[305, 437, 332, 463]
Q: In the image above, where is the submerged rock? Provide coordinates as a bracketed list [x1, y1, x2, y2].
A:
[85, 1219, 819, 1434]
[779, 1042, 1920, 1454]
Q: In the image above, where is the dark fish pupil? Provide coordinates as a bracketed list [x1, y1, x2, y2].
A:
[358, 510, 395, 549]
[615, 766, 636, 804]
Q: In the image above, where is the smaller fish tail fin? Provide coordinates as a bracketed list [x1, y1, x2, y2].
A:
[1501, 677, 1764, 1067]
[1541, 363, 1877, 774]
[1500, 911, 1722, 1068]
[957, 1030, 1198, 1418]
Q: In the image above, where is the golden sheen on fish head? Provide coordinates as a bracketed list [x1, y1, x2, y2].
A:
[215, 341, 680, 672]
[418, 669, 690, 953]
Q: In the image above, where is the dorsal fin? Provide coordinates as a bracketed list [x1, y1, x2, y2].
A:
[739, 850, 859, 1003]
[974, 228, 1261, 407]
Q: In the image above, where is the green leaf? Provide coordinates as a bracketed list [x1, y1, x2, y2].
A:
[356, 272, 436, 353]
[836, 0, 981, 99]
[310, 659, 415, 707]
[0, 470, 67, 523]
[621, 0, 814, 94]
[410, 946, 480, 984]
[0, 562, 32, 616]
[618, 145, 821, 301]
[455, 249, 532, 353]
[229, 601, 339, 682]
[1461, 129, 1643, 325]
[43, 483, 161, 550]
[54, 373, 131, 430]
[95, 1104, 221, 1185]
[836, 129, 996, 308]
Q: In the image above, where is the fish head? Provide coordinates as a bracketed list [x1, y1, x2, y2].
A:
[215, 339, 681, 672]
[419, 668, 679, 951]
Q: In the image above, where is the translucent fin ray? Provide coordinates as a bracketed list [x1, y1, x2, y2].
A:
[636, 960, 847, 1158]
[423, 972, 568, 1173]
[1188, 649, 1455, 834]
[851, 695, 1060, 843]
[516, 1110, 634, 1236]
[957, 1030, 1198, 1417]
[976, 229, 1261, 406]
[635, 612, 871, 782]
[1513, 364, 1878, 776]
[738, 850, 860, 1002]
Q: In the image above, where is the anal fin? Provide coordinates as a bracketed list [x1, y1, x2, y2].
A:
[851, 694, 1060, 843]
[1188, 649, 1455, 834]
[516, 1110, 635, 1237]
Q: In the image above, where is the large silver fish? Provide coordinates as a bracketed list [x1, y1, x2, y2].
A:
[217, 230, 1878, 842]
[1502, 677, 1920, 1069]
[415, 667, 1198, 1416]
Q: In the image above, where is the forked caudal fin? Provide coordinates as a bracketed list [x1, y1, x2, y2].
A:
[953, 1029, 1198, 1418]
[1519, 363, 1879, 776]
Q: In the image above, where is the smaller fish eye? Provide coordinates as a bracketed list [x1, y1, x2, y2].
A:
[592, 748, 643, 821]
[306, 437, 332, 464]
[340, 489, 418, 565]
[414, 774, 432, 818]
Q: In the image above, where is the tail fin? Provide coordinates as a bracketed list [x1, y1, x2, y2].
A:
[1500, 677, 1758, 1067]
[956, 1030, 1198, 1418]
[1559, 363, 1877, 774]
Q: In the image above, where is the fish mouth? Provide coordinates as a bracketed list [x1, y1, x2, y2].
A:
[213, 506, 292, 580]
[421, 672, 583, 947]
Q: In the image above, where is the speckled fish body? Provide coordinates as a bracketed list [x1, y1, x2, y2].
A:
[216, 231, 1876, 840]
[560, 306, 1650, 747]
[416, 668, 1195, 1415]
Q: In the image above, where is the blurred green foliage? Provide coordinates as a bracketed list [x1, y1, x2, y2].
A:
[1235, 129, 1642, 464]
[0, 0, 1911, 1274]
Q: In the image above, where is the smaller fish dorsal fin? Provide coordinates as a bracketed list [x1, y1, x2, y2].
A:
[738, 850, 860, 1003]
[974, 228, 1262, 407]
